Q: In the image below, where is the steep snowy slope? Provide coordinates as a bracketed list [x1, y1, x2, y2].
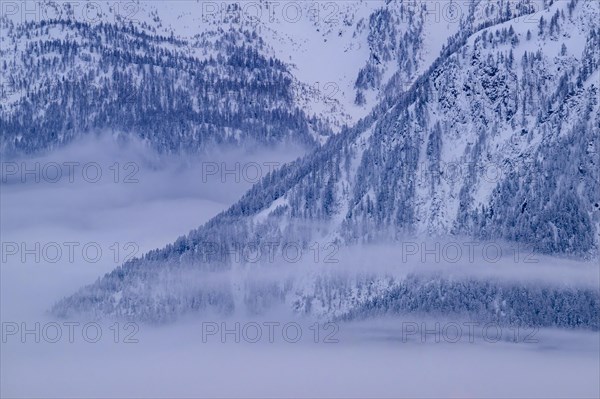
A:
[52, 0, 600, 322]
[1, 0, 466, 152]
[165, 0, 598, 254]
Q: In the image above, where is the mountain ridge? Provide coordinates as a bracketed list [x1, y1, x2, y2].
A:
[47, 0, 600, 321]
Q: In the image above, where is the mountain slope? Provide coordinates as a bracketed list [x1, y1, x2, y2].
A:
[1, 0, 451, 153]
[52, 0, 600, 322]
[0, 18, 326, 153]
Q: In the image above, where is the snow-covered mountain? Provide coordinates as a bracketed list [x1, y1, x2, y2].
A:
[0, 11, 315, 152]
[49, 0, 600, 323]
[1, 0, 448, 153]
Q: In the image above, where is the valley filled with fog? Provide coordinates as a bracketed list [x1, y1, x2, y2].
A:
[2, 0, 599, 396]
[2, 137, 598, 398]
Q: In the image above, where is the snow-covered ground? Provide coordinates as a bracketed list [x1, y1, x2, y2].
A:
[2, 137, 598, 398]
